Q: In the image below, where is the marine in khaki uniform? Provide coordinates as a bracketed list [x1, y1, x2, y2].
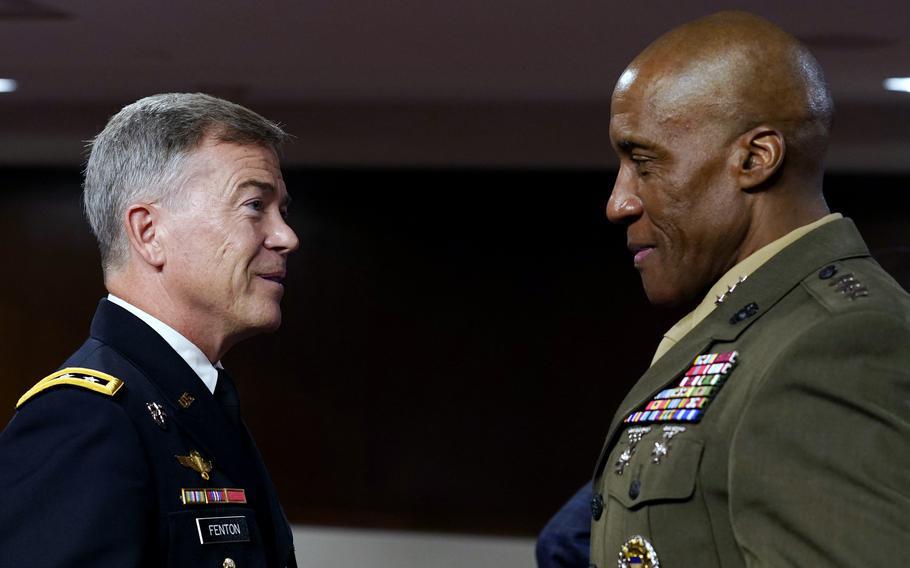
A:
[588, 11, 910, 568]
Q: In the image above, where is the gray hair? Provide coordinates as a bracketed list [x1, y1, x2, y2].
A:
[83, 92, 289, 273]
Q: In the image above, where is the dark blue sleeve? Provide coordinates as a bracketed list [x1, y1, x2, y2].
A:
[0, 388, 154, 568]
[536, 483, 593, 568]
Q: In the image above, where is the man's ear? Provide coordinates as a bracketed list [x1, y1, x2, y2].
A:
[736, 126, 785, 190]
[124, 203, 166, 268]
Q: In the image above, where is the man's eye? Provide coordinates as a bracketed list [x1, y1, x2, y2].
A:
[246, 199, 265, 212]
[630, 155, 651, 176]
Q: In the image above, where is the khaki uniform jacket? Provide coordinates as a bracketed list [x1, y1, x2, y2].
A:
[591, 218, 910, 567]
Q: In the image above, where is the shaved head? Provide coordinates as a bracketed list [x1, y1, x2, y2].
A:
[615, 11, 833, 176]
[607, 11, 834, 306]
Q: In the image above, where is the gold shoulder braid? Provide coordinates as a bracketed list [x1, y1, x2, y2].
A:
[17, 367, 124, 409]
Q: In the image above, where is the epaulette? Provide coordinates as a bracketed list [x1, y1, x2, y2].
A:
[804, 262, 872, 312]
[16, 367, 124, 409]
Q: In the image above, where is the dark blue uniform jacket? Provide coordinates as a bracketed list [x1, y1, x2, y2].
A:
[0, 299, 296, 567]
[536, 483, 592, 568]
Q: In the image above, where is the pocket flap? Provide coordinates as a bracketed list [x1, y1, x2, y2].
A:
[607, 436, 704, 509]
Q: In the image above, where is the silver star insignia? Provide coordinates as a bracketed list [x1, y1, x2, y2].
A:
[651, 441, 668, 463]
[615, 448, 633, 475]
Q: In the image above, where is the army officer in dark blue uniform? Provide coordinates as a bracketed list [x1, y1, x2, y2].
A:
[0, 93, 300, 567]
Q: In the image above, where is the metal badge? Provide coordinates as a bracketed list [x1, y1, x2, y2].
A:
[146, 402, 167, 430]
[618, 535, 660, 568]
[176, 450, 213, 481]
[651, 425, 686, 463]
[614, 426, 651, 475]
[178, 392, 196, 409]
[715, 275, 748, 305]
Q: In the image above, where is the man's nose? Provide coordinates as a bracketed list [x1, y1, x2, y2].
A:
[266, 216, 300, 254]
[605, 167, 643, 224]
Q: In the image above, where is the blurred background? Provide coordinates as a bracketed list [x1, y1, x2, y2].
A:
[1, 1, 908, 566]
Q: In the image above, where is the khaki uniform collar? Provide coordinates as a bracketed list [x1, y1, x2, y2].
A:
[594, 217, 870, 483]
[651, 213, 842, 365]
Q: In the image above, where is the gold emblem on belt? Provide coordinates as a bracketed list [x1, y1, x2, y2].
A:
[618, 535, 660, 568]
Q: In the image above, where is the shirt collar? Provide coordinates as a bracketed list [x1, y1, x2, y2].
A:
[651, 213, 843, 365]
[106, 294, 220, 394]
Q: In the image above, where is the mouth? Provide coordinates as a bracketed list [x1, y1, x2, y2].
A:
[629, 244, 655, 267]
[257, 272, 286, 286]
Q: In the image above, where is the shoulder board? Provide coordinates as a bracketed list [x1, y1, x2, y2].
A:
[17, 367, 124, 409]
[803, 261, 875, 312]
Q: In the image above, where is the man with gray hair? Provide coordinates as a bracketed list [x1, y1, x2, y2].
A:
[0, 93, 299, 567]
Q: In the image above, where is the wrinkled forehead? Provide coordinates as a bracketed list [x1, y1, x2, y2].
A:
[177, 138, 288, 198]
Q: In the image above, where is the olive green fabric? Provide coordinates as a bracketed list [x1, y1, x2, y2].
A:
[591, 218, 910, 567]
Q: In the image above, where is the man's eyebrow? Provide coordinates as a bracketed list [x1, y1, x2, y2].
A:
[616, 138, 656, 153]
[238, 179, 275, 193]
[237, 180, 292, 207]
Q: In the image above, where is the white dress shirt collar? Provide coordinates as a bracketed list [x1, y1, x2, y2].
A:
[107, 294, 220, 394]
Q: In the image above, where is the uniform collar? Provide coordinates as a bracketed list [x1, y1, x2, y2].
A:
[651, 213, 842, 365]
[106, 294, 220, 394]
[594, 217, 870, 482]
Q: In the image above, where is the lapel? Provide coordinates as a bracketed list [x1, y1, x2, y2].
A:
[244, 426, 295, 561]
[90, 299, 263, 494]
[593, 218, 870, 480]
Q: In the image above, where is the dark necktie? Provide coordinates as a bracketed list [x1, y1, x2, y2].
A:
[214, 367, 242, 427]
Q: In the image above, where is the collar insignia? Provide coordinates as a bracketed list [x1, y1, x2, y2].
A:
[146, 402, 167, 429]
[178, 392, 196, 409]
[715, 275, 748, 305]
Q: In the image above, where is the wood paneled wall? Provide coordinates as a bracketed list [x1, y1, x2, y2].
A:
[1, 168, 907, 535]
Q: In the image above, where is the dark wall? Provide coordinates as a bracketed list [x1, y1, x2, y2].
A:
[1, 168, 907, 535]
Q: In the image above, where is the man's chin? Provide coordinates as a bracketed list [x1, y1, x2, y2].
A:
[258, 311, 283, 333]
[642, 277, 691, 308]
[241, 303, 283, 334]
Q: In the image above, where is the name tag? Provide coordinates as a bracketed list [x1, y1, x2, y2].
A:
[195, 516, 251, 545]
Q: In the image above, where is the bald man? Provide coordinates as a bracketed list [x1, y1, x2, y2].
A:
[538, 11, 910, 568]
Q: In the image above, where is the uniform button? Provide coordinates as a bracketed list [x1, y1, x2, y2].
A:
[223, 559, 236, 568]
[590, 492, 604, 521]
[629, 479, 641, 500]
[818, 265, 838, 280]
